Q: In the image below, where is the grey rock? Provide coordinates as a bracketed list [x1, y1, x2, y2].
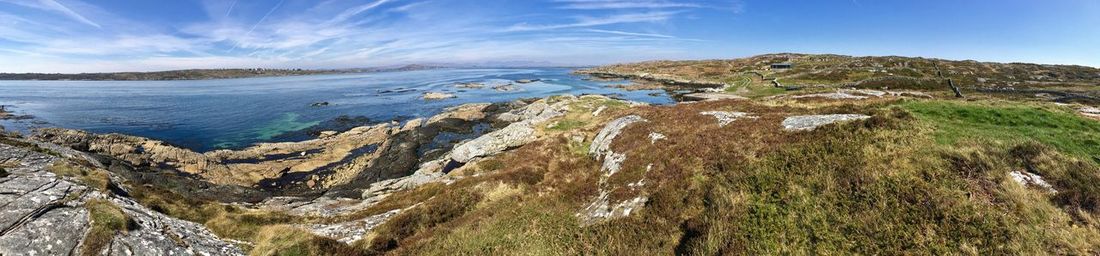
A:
[589, 115, 645, 159]
[700, 111, 756, 127]
[0, 143, 243, 256]
[1080, 106, 1100, 119]
[682, 93, 749, 102]
[306, 208, 404, 244]
[452, 98, 569, 163]
[450, 122, 536, 163]
[781, 114, 871, 131]
[579, 115, 649, 226]
[108, 197, 244, 256]
[792, 92, 869, 100]
[647, 133, 666, 144]
[1009, 170, 1057, 193]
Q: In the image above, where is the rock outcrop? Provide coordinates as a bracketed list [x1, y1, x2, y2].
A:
[1080, 106, 1100, 120]
[0, 142, 242, 255]
[579, 115, 649, 225]
[450, 97, 571, 163]
[792, 92, 869, 100]
[781, 114, 871, 131]
[682, 93, 749, 102]
[700, 111, 757, 127]
[1010, 170, 1057, 193]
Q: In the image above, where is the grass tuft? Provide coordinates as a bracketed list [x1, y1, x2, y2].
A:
[82, 199, 134, 256]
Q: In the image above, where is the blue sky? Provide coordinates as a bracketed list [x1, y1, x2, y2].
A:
[0, 0, 1097, 73]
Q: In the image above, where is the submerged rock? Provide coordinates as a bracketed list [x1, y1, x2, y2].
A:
[422, 92, 456, 100]
[781, 114, 871, 131]
[492, 84, 518, 92]
[454, 82, 485, 89]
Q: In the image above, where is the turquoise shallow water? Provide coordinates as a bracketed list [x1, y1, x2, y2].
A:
[0, 68, 672, 151]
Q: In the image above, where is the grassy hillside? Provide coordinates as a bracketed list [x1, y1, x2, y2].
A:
[582, 53, 1100, 93]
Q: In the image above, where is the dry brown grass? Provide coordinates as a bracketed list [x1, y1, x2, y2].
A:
[347, 97, 1100, 255]
[251, 225, 365, 256]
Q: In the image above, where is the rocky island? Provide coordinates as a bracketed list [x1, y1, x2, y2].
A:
[3, 53, 1100, 255]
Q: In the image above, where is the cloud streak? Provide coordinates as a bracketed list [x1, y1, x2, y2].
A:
[0, 0, 715, 73]
[555, 0, 701, 10]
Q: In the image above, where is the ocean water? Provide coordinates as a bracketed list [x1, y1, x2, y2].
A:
[0, 68, 672, 152]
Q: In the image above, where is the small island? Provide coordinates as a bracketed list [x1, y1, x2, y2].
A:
[0, 65, 439, 81]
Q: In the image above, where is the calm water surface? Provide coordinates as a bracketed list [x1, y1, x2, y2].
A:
[0, 68, 672, 151]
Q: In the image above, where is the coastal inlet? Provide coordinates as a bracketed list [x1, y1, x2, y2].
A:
[0, 68, 674, 152]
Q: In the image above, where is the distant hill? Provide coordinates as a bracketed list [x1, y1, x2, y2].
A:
[580, 53, 1100, 90]
[0, 65, 441, 81]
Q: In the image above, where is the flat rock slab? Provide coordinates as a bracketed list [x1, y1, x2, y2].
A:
[792, 92, 868, 100]
[1080, 106, 1100, 119]
[682, 93, 749, 101]
[782, 114, 871, 131]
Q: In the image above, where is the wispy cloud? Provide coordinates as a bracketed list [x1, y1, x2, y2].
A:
[586, 29, 673, 38]
[0, 0, 99, 28]
[0, 0, 719, 72]
[232, 0, 285, 51]
[506, 11, 681, 31]
[554, 0, 701, 10]
[327, 0, 389, 25]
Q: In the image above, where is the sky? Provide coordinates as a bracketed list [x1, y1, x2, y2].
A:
[0, 0, 1097, 73]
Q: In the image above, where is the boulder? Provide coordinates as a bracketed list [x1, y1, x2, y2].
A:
[781, 114, 871, 131]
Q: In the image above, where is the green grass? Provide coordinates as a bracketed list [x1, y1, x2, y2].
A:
[901, 100, 1100, 161]
[47, 162, 110, 191]
[83, 199, 134, 256]
[548, 119, 587, 131]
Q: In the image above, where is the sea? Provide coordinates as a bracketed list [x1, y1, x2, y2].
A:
[0, 68, 673, 152]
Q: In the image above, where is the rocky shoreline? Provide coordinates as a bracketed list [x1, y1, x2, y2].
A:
[0, 93, 642, 253]
[575, 69, 729, 89]
[4, 74, 1099, 254]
